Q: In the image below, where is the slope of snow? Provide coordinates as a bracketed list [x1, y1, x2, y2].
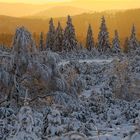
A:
[1, 26, 140, 140]
[58, 58, 113, 66]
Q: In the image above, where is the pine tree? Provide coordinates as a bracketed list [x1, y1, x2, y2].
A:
[79, 42, 84, 50]
[128, 25, 139, 53]
[123, 37, 129, 53]
[63, 15, 78, 51]
[39, 32, 44, 51]
[86, 24, 94, 51]
[46, 18, 55, 50]
[97, 16, 110, 53]
[43, 108, 63, 137]
[112, 30, 121, 54]
[53, 22, 64, 52]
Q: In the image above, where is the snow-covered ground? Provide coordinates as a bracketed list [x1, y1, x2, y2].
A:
[0, 27, 140, 139]
[1, 50, 140, 139]
[58, 58, 113, 66]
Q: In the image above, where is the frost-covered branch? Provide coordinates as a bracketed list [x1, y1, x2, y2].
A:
[29, 93, 58, 103]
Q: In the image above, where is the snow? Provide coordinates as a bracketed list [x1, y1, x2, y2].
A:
[89, 135, 122, 140]
[79, 59, 113, 64]
[81, 89, 93, 98]
[1, 26, 140, 140]
[131, 134, 140, 140]
[58, 58, 113, 66]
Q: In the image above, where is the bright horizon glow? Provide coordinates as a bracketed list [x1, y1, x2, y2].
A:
[0, 0, 71, 4]
[0, 0, 140, 11]
[0, 0, 139, 5]
[0, 0, 140, 9]
[0, 0, 140, 17]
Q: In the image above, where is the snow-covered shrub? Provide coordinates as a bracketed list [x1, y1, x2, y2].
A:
[73, 76, 86, 95]
[51, 132, 87, 140]
[43, 108, 63, 137]
[124, 106, 139, 121]
[7, 97, 43, 140]
[0, 107, 17, 139]
[1, 25, 140, 140]
[53, 92, 80, 111]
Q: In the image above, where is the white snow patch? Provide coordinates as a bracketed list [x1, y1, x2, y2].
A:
[58, 59, 113, 66]
[89, 135, 121, 140]
[81, 89, 93, 98]
[58, 60, 69, 66]
[79, 59, 113, 64]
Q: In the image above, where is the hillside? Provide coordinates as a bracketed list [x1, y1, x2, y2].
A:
[0, 8, 140, 46]
[0, 2, 47, 17]
[0, 2, 79, 17]
[27, 6, 90, 19]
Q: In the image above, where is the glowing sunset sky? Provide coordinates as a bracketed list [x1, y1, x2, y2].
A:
[0, 0, 140, 17]
[0, 0, 71, 3]
[0, 0, 139, 4]
[0, 0, 140, 10]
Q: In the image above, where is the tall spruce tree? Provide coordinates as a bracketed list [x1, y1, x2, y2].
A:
[112, 30, 121, 54]
[128, 25, 139, 53]
[79, 42, 84, 50]
[39, 32, 44, 51]
[53, 22, 64, 52]
[86, 24, 94, 51]
[98, 16, 110, 53]
[46, 18, 55, 50]
[62, 15, 78, 51]
[123, 37, 129, 53]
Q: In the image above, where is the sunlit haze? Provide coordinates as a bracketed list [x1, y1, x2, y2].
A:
[0, 0, 140, 11]
[0, 0, 140, 45]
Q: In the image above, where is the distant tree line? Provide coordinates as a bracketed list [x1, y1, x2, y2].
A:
[44, 16, 79, 52]
[38, 15, 139, 54]
[0, 15, 139, 54]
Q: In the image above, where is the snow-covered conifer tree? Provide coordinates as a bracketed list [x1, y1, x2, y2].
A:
[123, 37, 129, 53]
[97, 16, 110, 53]
[39, 32, 44, 51]
[53, 22, 64, 52]
[86, 24, 94, 51]
[7, 92, 41, 140]
[43, 108, 63, 137]
[62, 15, 78, 51]
[112, 30, 121, 54]
[128, 25, 139, 53]
[46, 18, 55, 50]
[79, 42, 84, 50]
[12, 26, 37, 77]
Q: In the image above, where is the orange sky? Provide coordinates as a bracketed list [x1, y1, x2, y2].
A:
[0, 0, 71, 3]
[0, 0, 140, 17]
[0, 0, 140, 10]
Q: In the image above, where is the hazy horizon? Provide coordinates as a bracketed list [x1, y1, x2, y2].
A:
[0, 0, 140, 17]
[0, 0, 140, 47]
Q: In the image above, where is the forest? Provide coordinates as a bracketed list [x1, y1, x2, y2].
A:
[0, 15, 140, 140]
[0, 8, 140, 47]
